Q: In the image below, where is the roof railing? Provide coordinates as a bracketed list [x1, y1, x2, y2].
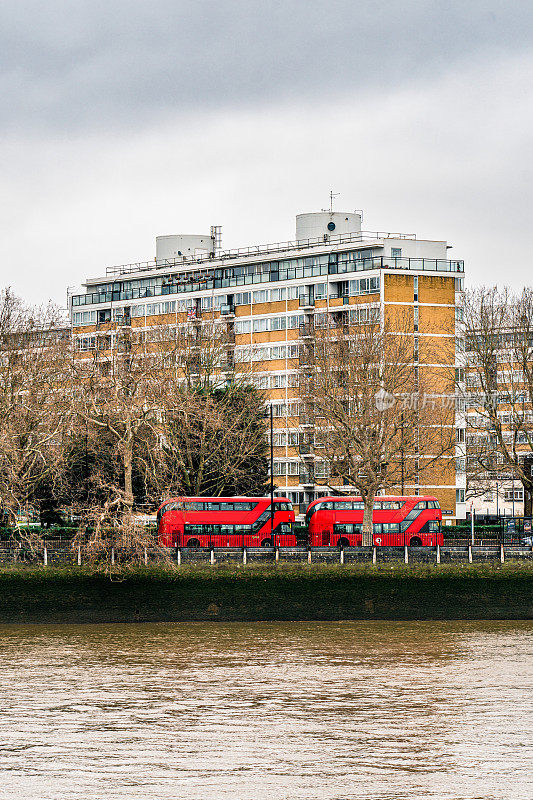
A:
[103, 229, 417, 278]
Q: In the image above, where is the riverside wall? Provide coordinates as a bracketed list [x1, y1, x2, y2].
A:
[0, 562, 532, 624]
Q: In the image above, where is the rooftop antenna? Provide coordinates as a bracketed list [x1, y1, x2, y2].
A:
[329, 190, 340, 213]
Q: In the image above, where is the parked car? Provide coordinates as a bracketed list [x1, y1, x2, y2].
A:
[520, 535, 533, 548]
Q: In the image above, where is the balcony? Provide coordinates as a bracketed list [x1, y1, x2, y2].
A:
[298, 295, 315, 310]
[299, 442, 314, 460]
[220, 303, 235, 317]
[299, 322, 315, 339]
[300, 410, 315, 428]
[299, 470, 315, 488]
[298, 349, 314, 369]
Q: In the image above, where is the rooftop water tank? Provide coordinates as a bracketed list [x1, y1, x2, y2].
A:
[156, 234, 213, 263]
[295, 211, 362, 241]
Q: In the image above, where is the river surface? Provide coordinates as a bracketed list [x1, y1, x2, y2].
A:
[0, 621, 531, 800]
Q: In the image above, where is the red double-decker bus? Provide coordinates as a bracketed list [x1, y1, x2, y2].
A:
[157, 496, 296, 548]
[306, 495, 443, 547]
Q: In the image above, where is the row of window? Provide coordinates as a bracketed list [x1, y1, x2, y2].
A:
[250, 373, 299, 390]
[73, 281, 384, 327]
[73, 249, 464, 308]
[73, 250, 380, 307]
[235, 344, 300, 362]
[334, 523, 401, 534]
[183, 524, 255, 535]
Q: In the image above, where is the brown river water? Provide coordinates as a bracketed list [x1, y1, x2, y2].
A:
[0, 621, 531, 800]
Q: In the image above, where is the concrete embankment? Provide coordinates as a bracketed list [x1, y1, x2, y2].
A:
[0, 563, 532, 623]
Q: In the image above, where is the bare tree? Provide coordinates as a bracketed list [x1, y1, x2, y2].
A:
[69, 313, 267, 558]
[70, 322, 183, 545]
[460, 286, 533, 515]
[299, 309, 454, 544]
[0, 288, 71, 530]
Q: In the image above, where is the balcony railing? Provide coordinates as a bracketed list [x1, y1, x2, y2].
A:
[73, 254, 464, 309]
[299, 322, 315, 338]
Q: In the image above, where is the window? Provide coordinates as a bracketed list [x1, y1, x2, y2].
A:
[314, 283, 327, 300]
[391, 248, 402, 258]
[73, 310, 97, 326]
[235, 320, 251, 334]
[413, 276, 418, 301]
[456, 489, 465, 503]
[252, 318, 268, 332]
[253, 290, 269, 304]
[97, 309, 111, 324]
[287, 314, 304, 329]
[413, 306, 419, 332]
[271, 374, 286, 389]
[270, 288, 286, 302]
[504, 489, 523, 501]
[414, 337, 419, 361]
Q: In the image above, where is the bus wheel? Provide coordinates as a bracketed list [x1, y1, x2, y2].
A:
[186, 539, 200, 548]
[261, 539, 272, 548]
[337, 538, 350, 549]
[409, 537, 422, 547]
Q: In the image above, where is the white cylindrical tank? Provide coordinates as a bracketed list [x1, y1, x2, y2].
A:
[156, 234, 213, 262]
[295, 212, 362, 241]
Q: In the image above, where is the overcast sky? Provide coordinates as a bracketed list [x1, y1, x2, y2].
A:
[1, 0, 532, 306]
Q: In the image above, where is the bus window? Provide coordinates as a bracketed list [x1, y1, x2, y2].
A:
[382, 523, 400, 533]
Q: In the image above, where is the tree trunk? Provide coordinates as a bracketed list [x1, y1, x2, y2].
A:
[362, 491, 375, 546]
[123, 435, 134, 525]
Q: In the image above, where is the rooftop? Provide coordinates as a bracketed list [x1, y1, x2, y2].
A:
[102, 229, 419, 280]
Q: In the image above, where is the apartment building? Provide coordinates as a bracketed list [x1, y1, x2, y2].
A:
[464, 323, 533, 519]
[70, 210, 465, 520]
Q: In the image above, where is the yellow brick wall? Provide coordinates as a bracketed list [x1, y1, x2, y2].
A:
[419, 275, 455, 304]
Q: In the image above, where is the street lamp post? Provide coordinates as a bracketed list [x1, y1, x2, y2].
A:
[269, 404, 274, 546]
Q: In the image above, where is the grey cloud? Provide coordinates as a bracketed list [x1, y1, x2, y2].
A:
[1, 0, 533, 133]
